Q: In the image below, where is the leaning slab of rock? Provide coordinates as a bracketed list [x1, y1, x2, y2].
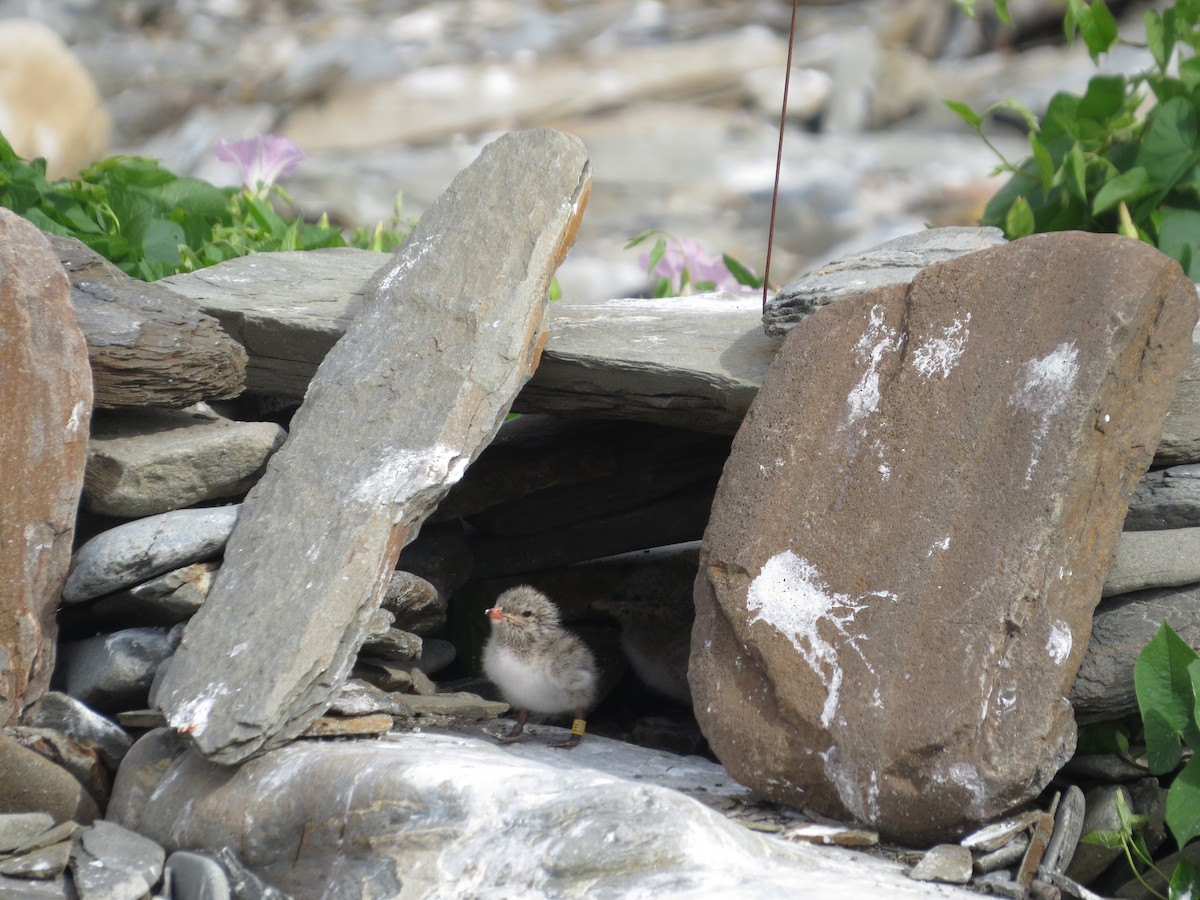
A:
[83, 406, 285, 518]
[153, 128, 591, 764]
[692, 232, 1199, 845]
[762, 226, 1008, 338]
[1, 210, 92, 725]
[48, 234, 246, 408]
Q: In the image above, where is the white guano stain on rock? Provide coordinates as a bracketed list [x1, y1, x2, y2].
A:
[1046, 620, 1072, 665]
[353, 444, 469, 509]
[166, 683, 228, 737]
[844, 305, 899, 432]
[926, 536, 951, 557]
[746, 551, 897, 729]
[910, 314, 970, 380]
[1009, 342, 1079, 482]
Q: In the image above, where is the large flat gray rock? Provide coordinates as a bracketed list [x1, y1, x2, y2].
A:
[152, 128, 591, 764]
[109, 728, 973, 899]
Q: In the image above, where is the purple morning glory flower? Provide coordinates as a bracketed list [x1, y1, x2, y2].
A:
[214, 134, 306, 193]
[640, 236, 753, 294]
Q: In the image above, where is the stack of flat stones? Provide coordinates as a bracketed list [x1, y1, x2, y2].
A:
[5, 146, 1200, 896]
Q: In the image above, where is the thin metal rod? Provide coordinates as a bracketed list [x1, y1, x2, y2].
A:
[762, 0, 800, 313]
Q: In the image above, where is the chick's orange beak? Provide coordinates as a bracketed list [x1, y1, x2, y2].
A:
[486, 606, 504, 620]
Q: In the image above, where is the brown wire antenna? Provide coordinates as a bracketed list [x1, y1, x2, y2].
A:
[762, 0, 800, 314]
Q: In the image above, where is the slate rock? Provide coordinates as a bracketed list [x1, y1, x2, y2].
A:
[469, 476, 718, 578]
[1156, 321, 1200, 465]
[48, 233, 246, 408]
[691, 232, 1199, 844]
[1065, 785, 1131, 885]
[56, 627, 174, 714]
[1042, 784, 1085, 876]
[164, 851, 232, 900]
[153, 128, 592, 764]
[0, 814, 55, 853]
[64, 562, 216, 632]
[1, 210, 92, 725]
[1103, 528, 1200, 596]
[0, 731, 98, 824]
[61, 506, 239, 603]
[108, 727, 972, 899]
[83, 406, 285, 518]
[520, 291, 776, 433]
[380, 570, 446, 637]
[910, 844, 973, 884]
[159, 247, 382, 399]
[0, 839, 72, 879]
[4, 726, 111, 809]
[70, 820, 165, 900]
[1071, 583, 1200, 722]
[763, 226, 1007, 337]
[437, 414, 732, 533]
[33, 692, 133, 771]
[1125, 463, 1200, 530]
[164, 250, 779, 434]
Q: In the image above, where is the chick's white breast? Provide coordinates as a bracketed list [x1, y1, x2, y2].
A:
[483, 642, 594, 714]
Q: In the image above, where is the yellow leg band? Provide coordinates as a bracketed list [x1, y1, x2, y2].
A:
[571, 718, 587, 737]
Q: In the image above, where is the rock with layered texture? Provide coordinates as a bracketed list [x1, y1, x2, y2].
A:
[691, 232, 1199, 845]
[1155, 322, 1200, 466]
[762, 226, 1008, 337]
[83, 406, 285, 517]
[152, 128, 591, 764]
[0, 210, 92, 725]
[48, 234, 247, 409]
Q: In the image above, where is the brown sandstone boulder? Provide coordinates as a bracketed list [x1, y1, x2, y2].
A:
[691, 232, 1199, 844]
[0, 209, 92, 725]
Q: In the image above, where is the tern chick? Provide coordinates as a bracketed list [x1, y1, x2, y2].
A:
[482, 585, 598, 749]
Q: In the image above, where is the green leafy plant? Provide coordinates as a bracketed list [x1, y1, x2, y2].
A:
[1077, 622, 1200, 898]
[626, 229, 763, 297]
[0, 131, 408, 281]
[948, 0, 1200, 278]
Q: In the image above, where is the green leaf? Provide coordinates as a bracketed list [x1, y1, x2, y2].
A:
[723, 253, 763, 288]
[1136, 97, 1200, 204]
[1004, 195, 1035, 238]
[1167, 755, 1200, 847]
[1145, 9, 1174, 72]
[1158, 204, 1200, 280]
[623, 229, 659, 249]
[1135, 621, 1200, 775]
[646, 236, 667, 278]
[1079, 829, 1128, 849]
[1170, 857, 1200, 899]
[1092, 167, 1153, 215]
[1078, 75, 1127, 121]
[1069, 0, 1119, 59]
[1076, 719, 1132, 755]
[944, 99, 983, 130]
[140, 218, 185, 265]
[1029, 135, 1055, 192]
[652, 276, 672, 298]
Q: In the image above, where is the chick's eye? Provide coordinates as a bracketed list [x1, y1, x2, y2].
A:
[521, 610, 533, 617]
